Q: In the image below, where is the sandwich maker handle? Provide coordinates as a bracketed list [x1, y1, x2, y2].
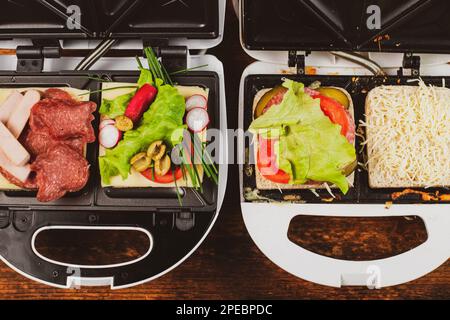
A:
[241, 203, 450, 288]
[0, 211, 213, 289]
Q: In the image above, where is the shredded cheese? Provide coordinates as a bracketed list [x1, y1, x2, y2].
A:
[324, 182, 336, 198]
[310, 188, 320, 198]
[363, 80, 450, 188]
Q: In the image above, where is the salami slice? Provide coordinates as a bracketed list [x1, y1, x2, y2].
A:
[30, 90, 96, 143]
[31, 144, 89, 202]
[21, 127, 84, 158]
[43, 88, 75, 101]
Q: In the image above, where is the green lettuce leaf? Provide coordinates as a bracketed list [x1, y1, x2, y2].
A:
[99, 83, 186, 184]
[99, 92, 134, 120]
[137, 68, 154, 87]
[249, 79, 356, 194]
[249, 80, 314, 130]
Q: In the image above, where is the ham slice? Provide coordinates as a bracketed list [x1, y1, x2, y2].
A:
[0, 91, 23, 124]
[0, 121, 30, 166]
[7, 90, 41, 138]
[30, 97, 96, 143]
[0, 149, 31, 185]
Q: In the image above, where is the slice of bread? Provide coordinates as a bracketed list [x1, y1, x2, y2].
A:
[100, 83, 209, 188]
[365, 85, 450, 188]
[252, 86, 355, 191]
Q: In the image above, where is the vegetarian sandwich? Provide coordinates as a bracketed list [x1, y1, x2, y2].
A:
[249, 79, 357, 195]
[98, 48, 217, 196]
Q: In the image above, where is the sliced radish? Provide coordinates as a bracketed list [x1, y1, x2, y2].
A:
[99, 125, 122, 149]
[100, 119, 116, 131]
[186, 107, 210, 133]
[185, 95, 207, 112]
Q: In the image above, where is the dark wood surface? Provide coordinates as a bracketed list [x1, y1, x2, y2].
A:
[0, 1, 449, 300]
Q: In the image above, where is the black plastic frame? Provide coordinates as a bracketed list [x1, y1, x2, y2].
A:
[0, 70, 220, 288]
[0, 209, 215, 287]
[242, 74, 450, 204]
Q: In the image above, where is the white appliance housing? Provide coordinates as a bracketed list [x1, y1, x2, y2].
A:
[238, 0, 450, 288]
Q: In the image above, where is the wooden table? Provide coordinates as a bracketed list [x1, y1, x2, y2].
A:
[0, 1, 449, 300]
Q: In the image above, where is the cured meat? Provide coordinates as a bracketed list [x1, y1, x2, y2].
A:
[0, 121, 31, 166]
[0, 163, 30, 189]
[31, 144, 89, 202]
[0, 88, 96, 202]
[0, 91, 23, 124]
[21, 127, 84, 158]
[30, 92, 96, 143]
[0, 166, 26, 189]
[7, 90, 41, 138]
[43, 88, 74, 101]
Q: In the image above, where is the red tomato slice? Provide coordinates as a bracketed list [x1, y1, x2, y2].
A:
[305, 89, 355, 142]
[316, 94, 351, 138]
[259, 166, 290, 184]
[141, 167, 183, 184]
[257, 137, 290, 184]
[257, 136, 274, 167]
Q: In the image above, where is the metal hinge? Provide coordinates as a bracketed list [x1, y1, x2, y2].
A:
[143, 39, 187, 74]
[16, 40, 61, 72]
[288, 51, 309, 75]
[399, 52, 421, 76]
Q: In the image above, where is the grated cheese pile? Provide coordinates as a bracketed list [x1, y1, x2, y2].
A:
[362, 80, 450, 188]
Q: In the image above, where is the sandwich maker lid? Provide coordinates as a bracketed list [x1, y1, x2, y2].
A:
[0, 0, 220, 44]
[241, 0, 450, 54]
